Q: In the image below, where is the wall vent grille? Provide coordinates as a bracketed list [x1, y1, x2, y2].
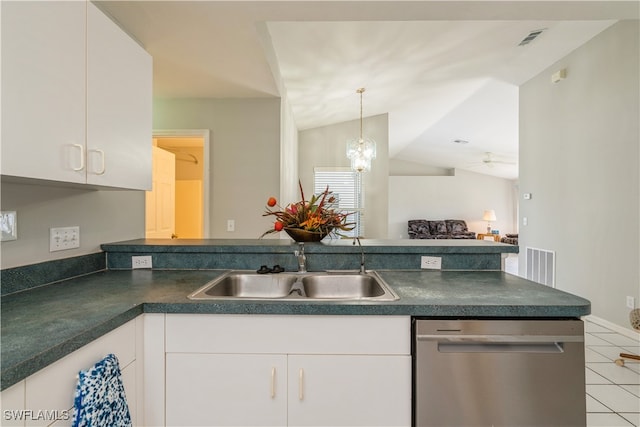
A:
[526, 247, 555, 287]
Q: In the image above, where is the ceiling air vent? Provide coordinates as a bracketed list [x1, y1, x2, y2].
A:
[518, 29, 545, 46]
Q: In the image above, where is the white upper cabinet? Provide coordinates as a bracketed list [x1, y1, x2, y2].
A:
[1, 1, 87, 184]
[1, 1, 152, 190]
[87, 2, 152, 190]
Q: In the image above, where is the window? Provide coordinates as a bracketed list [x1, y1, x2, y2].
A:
[314, 168, 363, 238]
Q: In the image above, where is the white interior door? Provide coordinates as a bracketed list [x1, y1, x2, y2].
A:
[145, 147, 175, 238]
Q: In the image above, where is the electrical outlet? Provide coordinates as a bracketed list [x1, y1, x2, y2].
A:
[132, 255, 152, 269]
[421, 256, 442, 270]
[227, 219, 235, 232]
[626, 296, 635, 309]
[50, 226, 80, 252]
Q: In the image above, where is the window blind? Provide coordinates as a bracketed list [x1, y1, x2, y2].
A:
[313, 168, 363, 238]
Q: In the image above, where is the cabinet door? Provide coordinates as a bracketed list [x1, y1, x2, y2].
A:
[1, 1, 86, 183]
[288, 355, 412, 427]
[24, 319, 137, 427]
[166, 353, 287, 427]
[0, 381, 25, 427]
[87, 2, 152, 190]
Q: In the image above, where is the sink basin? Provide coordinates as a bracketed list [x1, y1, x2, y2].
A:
[201, 273, 298, 298]
[188, 270, 398, 301]
[301, 274, 385, 298]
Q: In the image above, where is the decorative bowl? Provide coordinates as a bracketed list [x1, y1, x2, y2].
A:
[284, 227, 329, 242]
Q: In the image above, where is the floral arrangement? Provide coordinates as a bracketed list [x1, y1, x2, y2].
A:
[261, 181, 354, 238]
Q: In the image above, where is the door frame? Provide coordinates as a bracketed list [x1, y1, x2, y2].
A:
[152, 129, 210, 238]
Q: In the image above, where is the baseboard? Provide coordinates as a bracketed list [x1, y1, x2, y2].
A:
[584, 314, 640, 340]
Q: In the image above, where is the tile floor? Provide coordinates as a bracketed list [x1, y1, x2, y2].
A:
[585, 318, 640, 426]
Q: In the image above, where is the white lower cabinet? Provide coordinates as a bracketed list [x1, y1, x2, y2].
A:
[166, 353, 410, 427]
[287, 354, 411, 427]
[0, 318, 141, 427]
[164, 314, 412, 427]
[0, 381, 26, 427]
[2, 314, 411, 427]
[166, 353, 288, 426]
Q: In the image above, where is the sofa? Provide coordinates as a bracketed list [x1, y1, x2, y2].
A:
[500, 234, 519, 245]
[408, 220, 476, 239]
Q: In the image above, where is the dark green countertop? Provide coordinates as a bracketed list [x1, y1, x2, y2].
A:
[0, 268, 590, 390]
[101, 237, 519, 254]
[100, 238, 517, 271]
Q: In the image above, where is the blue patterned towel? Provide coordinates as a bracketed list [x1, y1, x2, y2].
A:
[72, 353, 132, 427]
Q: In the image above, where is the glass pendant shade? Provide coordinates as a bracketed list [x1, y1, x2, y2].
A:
[346, 137, 377, 172]
[346, 87, 376, 172]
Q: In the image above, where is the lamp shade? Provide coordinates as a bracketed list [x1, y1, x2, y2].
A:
[482, 210, 497, 222]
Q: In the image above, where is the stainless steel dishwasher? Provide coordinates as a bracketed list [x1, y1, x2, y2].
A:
[414, 319, 586, 427]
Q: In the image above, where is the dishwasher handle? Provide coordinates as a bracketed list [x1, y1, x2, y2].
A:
[416, 334, 584, 343]
[437, 342, 565, 353]
[417, 334, 583, 354]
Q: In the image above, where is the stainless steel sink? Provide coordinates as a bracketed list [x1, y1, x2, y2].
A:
[301, 274, 385, 298]
[200, 273, 298, 298]
[188, 270, 398, 301]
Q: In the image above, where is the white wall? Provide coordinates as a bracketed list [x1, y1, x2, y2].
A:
[0, 183, 144, 268]
[153, 98, 281, 238]
[390, 158, 454, 176]
[389, 170, 517, 239]
[279, 94, 299, 223]
[298, 114, 389, 238]
[519, 21, 639, 332]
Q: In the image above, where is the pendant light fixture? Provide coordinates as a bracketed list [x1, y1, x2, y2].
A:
[346, 88, 376, 172]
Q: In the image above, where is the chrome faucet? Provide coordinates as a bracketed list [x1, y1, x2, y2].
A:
[353, 237, 366, 274]
[294, 242, 307, 273]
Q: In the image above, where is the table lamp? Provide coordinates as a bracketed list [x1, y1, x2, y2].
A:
[482, 210, 496, 233]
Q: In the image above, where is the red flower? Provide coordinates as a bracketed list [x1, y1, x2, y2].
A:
[260, 181, 354, 238]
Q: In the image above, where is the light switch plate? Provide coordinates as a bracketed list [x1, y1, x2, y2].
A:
[0, 211, 17, 241]
[50, 226, 80, 251]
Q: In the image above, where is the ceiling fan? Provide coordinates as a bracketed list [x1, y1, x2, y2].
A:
[477, 152, 516, 168]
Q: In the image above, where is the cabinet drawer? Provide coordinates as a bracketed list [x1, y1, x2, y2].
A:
[166, 314, 410, 355]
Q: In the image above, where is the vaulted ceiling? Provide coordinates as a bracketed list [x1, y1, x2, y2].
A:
[98, 1, 638, 179]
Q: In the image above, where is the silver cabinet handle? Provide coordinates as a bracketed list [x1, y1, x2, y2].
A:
[91, 149, 106, 175]
[298, 368, 304, 401]
[271, 367, 276, 398]
[72, 144, 84, 171]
